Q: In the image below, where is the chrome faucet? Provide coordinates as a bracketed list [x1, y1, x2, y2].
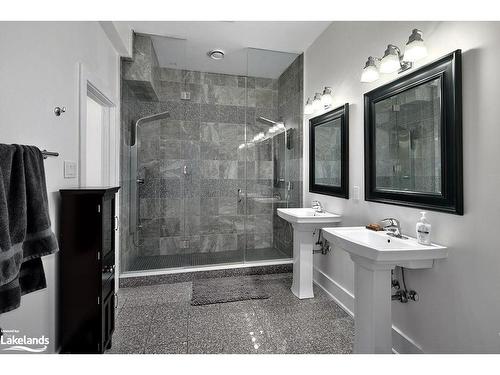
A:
[380, 218, 405, 239]
[312, 200, 324, 213]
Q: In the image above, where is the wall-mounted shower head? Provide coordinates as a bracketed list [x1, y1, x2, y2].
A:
[131, 111, 169, 146]
[256, 116, 283, 126]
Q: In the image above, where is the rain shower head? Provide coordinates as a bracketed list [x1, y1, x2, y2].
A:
[131, 111, 169, 146]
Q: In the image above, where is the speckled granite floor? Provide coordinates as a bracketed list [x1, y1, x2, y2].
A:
[107, 273, 354, 354]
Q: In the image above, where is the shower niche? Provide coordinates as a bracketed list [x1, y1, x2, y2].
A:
[119, 34, 303, 273]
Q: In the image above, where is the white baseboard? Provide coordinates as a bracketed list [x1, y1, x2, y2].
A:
[313, 267, 424, 354]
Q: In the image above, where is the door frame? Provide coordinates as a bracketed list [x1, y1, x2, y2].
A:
[78, 63, 118, 187]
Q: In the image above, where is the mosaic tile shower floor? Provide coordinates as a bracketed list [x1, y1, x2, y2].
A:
[129, 248, 291, 271]
[107, 273, 354, 354]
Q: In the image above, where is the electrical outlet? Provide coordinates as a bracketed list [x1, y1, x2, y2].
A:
[64, 160, 77, 179]
[353, 185, 360, 201]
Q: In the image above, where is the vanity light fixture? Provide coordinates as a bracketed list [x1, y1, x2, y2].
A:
[361, 29, 428, 83]
[304, 98, 314, 115]
[361, 57, 380, 83]
[380, 44, 403, 74]
[404, 29, 428, 62]
[312, 93, 322, 112]
[320, 87, 334, 107]
[305, 88, 335, 116]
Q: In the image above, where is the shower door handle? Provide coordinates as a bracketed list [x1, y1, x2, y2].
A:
[237, 188, 243, 203]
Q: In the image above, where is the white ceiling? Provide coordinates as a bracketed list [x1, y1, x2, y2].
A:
[118, 21, 331, 78]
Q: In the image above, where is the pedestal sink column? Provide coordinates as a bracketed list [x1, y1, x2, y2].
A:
[351, 255, 394, 354]
[291, 228, 314, 299]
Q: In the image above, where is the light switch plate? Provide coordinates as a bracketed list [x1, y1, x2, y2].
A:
[64, 160, 77, 179]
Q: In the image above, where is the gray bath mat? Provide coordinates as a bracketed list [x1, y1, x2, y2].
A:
[191, 277, 270, 305]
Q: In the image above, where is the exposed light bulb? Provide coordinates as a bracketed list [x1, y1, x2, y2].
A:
[361, 56, 380, 83]
[304, 98, 314, 115]
[404, 29, 427, 62]
[321, 87, 333, 107]
[312, 93, 322, 112]
[380, 45, 401, 74]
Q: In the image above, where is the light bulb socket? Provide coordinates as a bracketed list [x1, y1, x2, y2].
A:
[364, 56, 378, 69]
[406, 29, 424, 45]
[382, 44, 401, 60]
[312, 93, 322, 111]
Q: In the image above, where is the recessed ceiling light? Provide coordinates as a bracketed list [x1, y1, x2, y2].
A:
[208, 49, 225, 60]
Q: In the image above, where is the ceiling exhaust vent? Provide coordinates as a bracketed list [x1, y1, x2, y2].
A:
[208, 49, 225, 60]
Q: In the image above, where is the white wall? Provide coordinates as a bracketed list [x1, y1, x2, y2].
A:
[304, 21, 500, 353]
[0, 21, 120, 353]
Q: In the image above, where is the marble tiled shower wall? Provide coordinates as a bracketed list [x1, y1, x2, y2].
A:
[120, 51, 304, 269]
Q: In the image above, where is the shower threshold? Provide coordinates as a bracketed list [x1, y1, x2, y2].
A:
[122, 248, 292, 278]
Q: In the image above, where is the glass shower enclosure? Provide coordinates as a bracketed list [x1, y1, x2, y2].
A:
[120, 34, 303, 273]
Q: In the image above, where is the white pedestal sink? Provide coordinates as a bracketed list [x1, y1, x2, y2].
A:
[323, 227, 447, 353]
[277, 208, 342, 299]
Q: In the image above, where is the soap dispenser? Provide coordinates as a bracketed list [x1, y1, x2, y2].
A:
[416, 211, 432, 245]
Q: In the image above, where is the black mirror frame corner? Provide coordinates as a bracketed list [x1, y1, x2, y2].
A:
[364, 49, 463, 215]
[309, 103, 349, 199]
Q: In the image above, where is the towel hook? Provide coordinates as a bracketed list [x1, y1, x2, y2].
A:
[54, 106, 66, 116]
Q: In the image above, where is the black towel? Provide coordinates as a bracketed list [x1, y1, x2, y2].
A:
[0, 144, 58, 314]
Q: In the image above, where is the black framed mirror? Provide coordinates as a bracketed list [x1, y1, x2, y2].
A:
[364, 50, 463, 214]
[309, 103, 349, 198]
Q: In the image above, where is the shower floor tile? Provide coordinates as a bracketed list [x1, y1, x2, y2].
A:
[108, 273, 354, 354]
[128, 248, 290, 272]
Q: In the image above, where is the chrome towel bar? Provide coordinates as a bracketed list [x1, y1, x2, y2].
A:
[41, 150, 59, 159]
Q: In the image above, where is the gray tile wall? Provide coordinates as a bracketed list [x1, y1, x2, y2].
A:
[130, 67, 280, 259]
[119, 79, 139, 271]
[122, 34, 160, 101]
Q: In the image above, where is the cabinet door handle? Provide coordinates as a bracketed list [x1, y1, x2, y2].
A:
[114, 216, 119, 231]
[102, 265, 115, 273]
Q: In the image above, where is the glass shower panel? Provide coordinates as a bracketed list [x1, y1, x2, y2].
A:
[244, 48, 303, 262]
[122, 35, 303, 273]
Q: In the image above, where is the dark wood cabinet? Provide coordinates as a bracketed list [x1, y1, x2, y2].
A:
[58, 187, 120, 354]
